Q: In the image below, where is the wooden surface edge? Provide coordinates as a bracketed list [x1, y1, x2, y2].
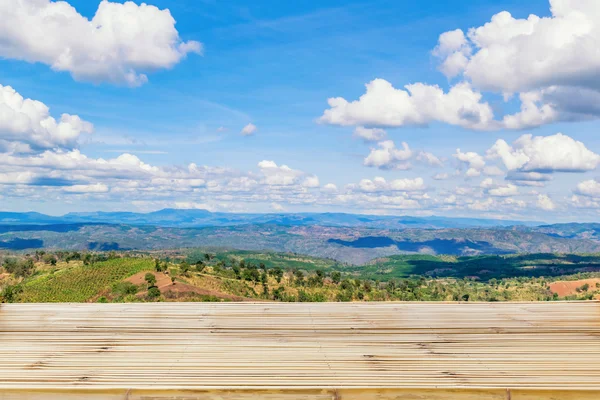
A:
[1, 388, 599, 400]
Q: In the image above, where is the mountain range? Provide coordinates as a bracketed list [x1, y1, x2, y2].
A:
[0, 209, 541, 229]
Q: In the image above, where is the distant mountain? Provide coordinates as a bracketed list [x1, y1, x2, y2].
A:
[2, 223, 598, 264]
[0, 209, 542, 229]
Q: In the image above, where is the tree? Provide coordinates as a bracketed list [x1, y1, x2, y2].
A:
[271, 267, 283, 283]
[148, 287, 161, 299]
[43, 254, 57, 266]
[144, 273, 157, 287]
[154, 259, 163, 272]
[195, 261, 205, 273]
[0, 285, 22, 303]
[180, 262, 191, 276]
[331, 271, 341, 285]
[293, 270, 304, 286]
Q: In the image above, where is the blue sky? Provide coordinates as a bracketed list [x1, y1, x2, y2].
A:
[1, 0, 600, 222]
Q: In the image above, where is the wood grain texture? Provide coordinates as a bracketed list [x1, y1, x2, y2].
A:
[1, 302, 599, 399]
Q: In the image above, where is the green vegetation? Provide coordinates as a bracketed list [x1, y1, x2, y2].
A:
[16, 258, 152, 302]
[2, 250, 600, 303]
[346, 253, 600, 281]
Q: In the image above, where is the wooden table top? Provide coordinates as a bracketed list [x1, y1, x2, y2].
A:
[1, 302, 599, 399]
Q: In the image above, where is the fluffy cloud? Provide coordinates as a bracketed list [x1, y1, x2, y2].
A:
[0, 0, 201, 86]
[454, 149, 485, 176]
[537, 194, 556, 211]
[351, 177, 425, 193]
[319, 79, 496, 130]
[353, 126, 386, 142]
[575, 179, 600, 197]
[257, 160, 316, 187]
[322, 1, 600, 132]
[241, 123, 257, 136]
[416, 151, 443, 167]
[435, 1, 600, 93]
[322, 183, 338, 192]
[487, 133, 600, 173]
[363, 140, 412, 170]
[302, 176, 320, 188]
[488, 184, 519, 197]
[0, 85, 93, 151]
[63, 183, 109, 194]
[432, 0, 600, 126]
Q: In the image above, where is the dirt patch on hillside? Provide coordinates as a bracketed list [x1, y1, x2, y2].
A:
[549, 278, 600, 297]
[126, 271, 253, 301]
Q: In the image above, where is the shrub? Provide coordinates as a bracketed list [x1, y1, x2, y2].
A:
[147, 287, 161, 299]
[144, 273, 157, 287]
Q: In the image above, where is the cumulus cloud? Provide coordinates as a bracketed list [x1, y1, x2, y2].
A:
[257, 160, 314, 187]
[431, 0, 600, 126]
[322, 1, 600, 131]
[0, 85, 93, 151]
[488, 184, 519, 197]
[537, 194, 556, 211]
[350, 177, 425, 193]
[435, 1, 600, 93]
[487, 133, 600, 173]
[363, 140, 412, 170]
[241, 123, 257, 136]
[353, 126, 387, 142]
[322, 183, 338, 192]
[0, 0, 201, 86]
[575, 179, 600, 197]
[319, 79, 496, 130]
[63, 183, 109, 194]
[454, 149, 485, 177]
[271, 203, 285, 212]
[416, 151, 444, 167]
[302, 175, 320, 188]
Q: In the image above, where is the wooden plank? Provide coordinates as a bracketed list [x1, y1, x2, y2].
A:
[0, 302, 599, 398]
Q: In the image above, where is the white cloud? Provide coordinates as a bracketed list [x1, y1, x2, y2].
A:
[0, 0, 201, 86]
[537, 194, 556, 211]
[322, 183, 338, 192]
[488, 184, 518, 197]
[487, 133, 600, 173]
[271, 203, 285, 212]
[353, 126, 386, 142]
[174, 202, 216, 212]
[257, 160, 312, 187]
[416, 151, 443, 167]
[435, 1, 600, 94]
[352, 176, 425, 193]
[63, 183, 109, 194]
[480, 178, 494, 188]
[0, 85, 93, 151]
[482, 166, 504, 176]
[319, 79, 496, 130]
[241, 123, 257, 136]
[431, 1, 600, 126]
[575, 179, 600, 197]
[468, 198, 494, 211]
[302, 175, 320, 188]
[454, 149, 485, 177]
[364, 140, 412, 170]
